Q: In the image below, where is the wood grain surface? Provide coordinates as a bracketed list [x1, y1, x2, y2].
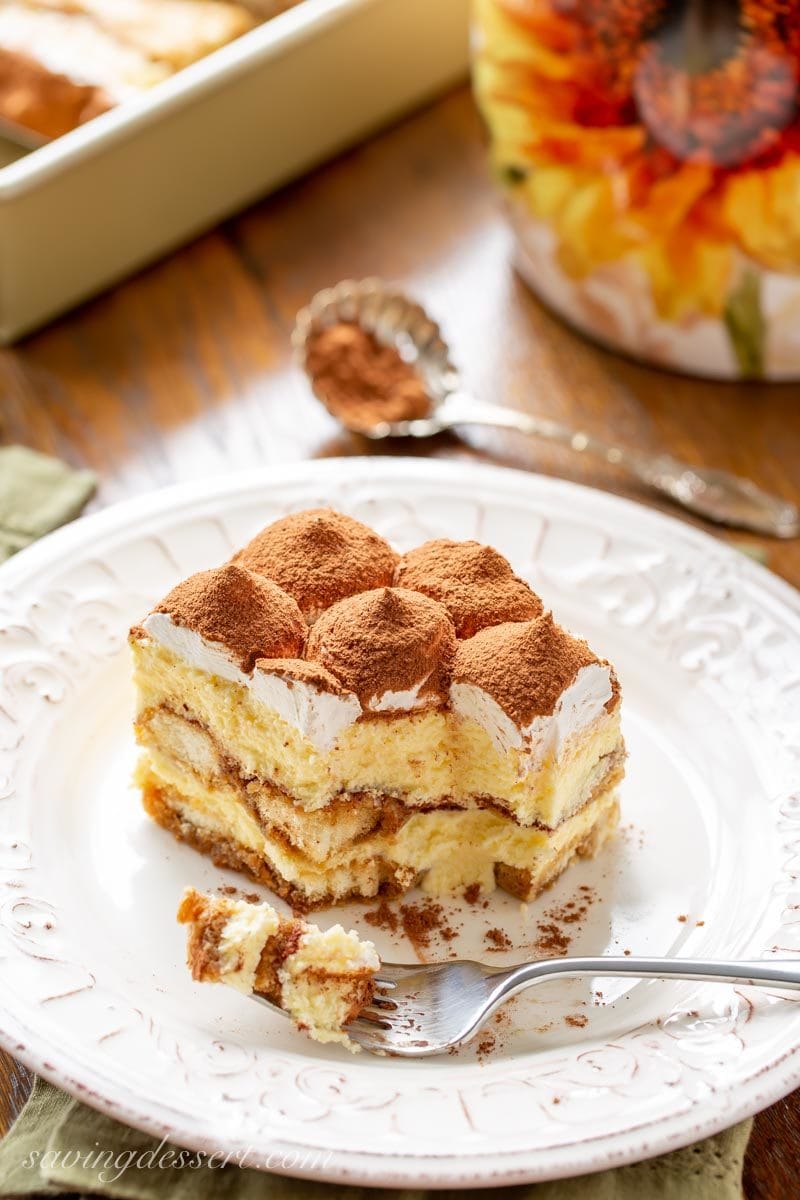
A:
[0, 87, 798, 1198]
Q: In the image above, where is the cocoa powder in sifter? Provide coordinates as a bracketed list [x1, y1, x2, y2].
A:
[305, 322, 431, 430]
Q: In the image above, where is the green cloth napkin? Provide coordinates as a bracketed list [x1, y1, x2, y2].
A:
[0, 444, 752, 1198]
[0, 1081, 751, 1199]
[0, 445, 96, 561]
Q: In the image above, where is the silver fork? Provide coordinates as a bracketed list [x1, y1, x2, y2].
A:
[342, 955, 800, 1056]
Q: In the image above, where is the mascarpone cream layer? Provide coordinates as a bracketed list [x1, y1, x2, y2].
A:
[279, 926, 379, 1050]
[140, 612, 615, 761]
[450, 662, 613, 763]
[142, 749, 622, 901]
[134, 640, 620, 823]
[217, 900, 280, 993]
[142, 613, 361, 751]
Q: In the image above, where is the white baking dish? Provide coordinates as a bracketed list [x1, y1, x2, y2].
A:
[0, 0, 469, 343]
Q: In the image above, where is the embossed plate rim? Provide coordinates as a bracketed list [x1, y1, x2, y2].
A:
[1, 457, 799, 1188]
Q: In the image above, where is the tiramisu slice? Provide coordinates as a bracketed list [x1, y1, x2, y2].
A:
[177, 889, 378, 1050]
[30, 0, 257, 69]
[0, 5, 169, 140]
[131, 509, 624, 908]
[0, 0, 297, 141]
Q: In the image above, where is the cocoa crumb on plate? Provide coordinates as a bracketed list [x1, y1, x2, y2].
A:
[476, 1031, 497, 1059]
[484, 927, 512, 951]
[565, 1013, 588, 1028]
[363, 899, 399, 934]
[534, 921, 571, 956]
[399, 898, 456, 952]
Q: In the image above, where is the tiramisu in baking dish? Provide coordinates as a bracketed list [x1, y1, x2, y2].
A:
[131, 509, 624, 909]
[178, 888, 378, 1049]
[0, 0, 301, 140]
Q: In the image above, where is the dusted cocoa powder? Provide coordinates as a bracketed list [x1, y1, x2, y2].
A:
[565, 1013, 588, 1028]
[151, 564, 306, 671]
[476, 1032, 497, 1059]
[395, 540, 542, 639]
[485, 927, 512, 951]
[530, 886, 598, 957]
[307, 587, 456, 709]
[363, 900, 400, 934]
[306, 322, 431, 432]
[534, 921, 572, 956]
[453, 612, 616, 727]
[400, 898, 457, 952]
[233, 507, 397, 620]
[363, 897, 458, 954]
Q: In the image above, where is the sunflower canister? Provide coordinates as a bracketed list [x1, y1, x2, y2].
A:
[473, 0, 800, 379]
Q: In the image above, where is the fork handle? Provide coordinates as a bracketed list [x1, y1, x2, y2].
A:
[497, 956, 800, 1000]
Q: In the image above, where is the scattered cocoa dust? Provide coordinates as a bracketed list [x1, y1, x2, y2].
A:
[474, 998, 518, 1061]
[400, 898, 457, 951]
[535, 922, 572, 956]
[484, 927, 512, 951]
[476, 1032, 496, 1059]
[363, 900, 399, 934]
[621, 822, 645, 850]
[463, 883, 490, 911]
[532, 885, 597, 957]
[218, 886, 261, 904]
[365, 880, 603, 1059]
[364, 897, 458, 954]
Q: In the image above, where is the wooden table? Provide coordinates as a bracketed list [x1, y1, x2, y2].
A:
[1, 86, 798, 1198]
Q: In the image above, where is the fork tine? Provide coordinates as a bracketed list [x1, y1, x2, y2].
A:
[347, 1018, 392, 1052]
[355, 1005, 393, 1025]
[349, 1017, 437, 1055]
[358, 1008, 393, 1026]
[374, 962, 426, 981]
[369, 994, 398, 1010]
[255, 958, 496, 1057]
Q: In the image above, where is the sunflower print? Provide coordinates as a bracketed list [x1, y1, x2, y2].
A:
[474, 0, 800, 376]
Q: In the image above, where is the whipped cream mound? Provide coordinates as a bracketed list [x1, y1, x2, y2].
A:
[306, 586, 456, 713]
[135, 514, 619, 752]
[451, 662, 613, 758]
[395, 538, 543, 638]
[232, 508, 397, 621]
[147, 563, 306, 669]
[140, 612, 362, 752]
[451, 613, 617, 758]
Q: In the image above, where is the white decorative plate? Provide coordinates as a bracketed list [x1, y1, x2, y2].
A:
[1, 459, 799, 1188]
